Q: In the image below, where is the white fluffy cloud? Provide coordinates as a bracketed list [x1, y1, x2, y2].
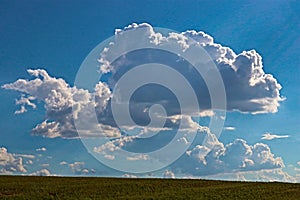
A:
[92, 122, 285, 178]
[93, 135, 137, 160]
[30, 169, 51, 176]
[2, 69, 120, 138]
[15, 95, 36, 114]
[261, 133, 290, 140]
[0, 147, 27, 174]
[1, 23, 288, 181]
[2, 23, 283, 139]
[171, 135, 284, 176]
[69, 161, 85, 174]
[101, 23, 284, 114]
[68, 161, 93, 175]
[163, 170, 175, 179]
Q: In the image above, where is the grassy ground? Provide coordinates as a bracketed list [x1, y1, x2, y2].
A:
[0, 176, 299, 199]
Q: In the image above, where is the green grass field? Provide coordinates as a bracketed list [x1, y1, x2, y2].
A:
[0, 176, 299, 199]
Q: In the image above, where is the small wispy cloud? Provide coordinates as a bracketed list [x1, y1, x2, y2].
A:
[13, 154, 35, 159]
[261, 133, 290, 140]
[36, 147, 47, 152]
[40, 163, 50, 167]
[59, 161, 67, 165]
[223, 126, 235, 131]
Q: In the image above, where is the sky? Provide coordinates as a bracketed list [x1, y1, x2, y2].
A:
[0, 0, 299, 181]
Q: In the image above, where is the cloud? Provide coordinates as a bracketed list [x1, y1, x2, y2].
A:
[199, 168, 297, 183]
[13, 154, 35, 159]
[1, 22, 288, 181]
[0, 147, 27, 174]
[40, 163, 50, 167]
[126, 154, 149, 161]
[122, 174, 138, 178]
[100, 23, 284, 114]
[92, 124, 285, 178]
[223, 126, 235, 131]
[36, 147, 47, 152]
[222, 139, 284, 170]
[15, 105, 27, 114]
[104, 154, 115, 160]
[93, 135, 137, 159]
[14, 95, 36, 114]
[59, 161, 67, 165]
[294, 167, 300, 172]
[163, 170, 175, 179]
[2, 23, 284, 139]
[171, 136, 284, 177]
[298, 161, 300, 166]
[249, 168, 297, 182]
[92, 115, 214, 163]
[261, 133, 290, 140]
[26, 160, 33, 165]
[68, 161, 91, 175]
[2, 69, 120, 139]
[30, 169, 51, 176]
[69, 161, 85, 174]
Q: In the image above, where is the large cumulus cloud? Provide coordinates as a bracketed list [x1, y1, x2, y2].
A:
[2, 23, 283, 138]
[1, 23, 286, 179]
[100, 23, 283, 114]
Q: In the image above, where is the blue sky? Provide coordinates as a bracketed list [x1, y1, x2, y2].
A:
[0, 0, 299, 181]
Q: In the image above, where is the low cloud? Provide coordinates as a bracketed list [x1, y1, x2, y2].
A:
[93, 126, 285, 178]
[163, 170, 175, 179]
[171, 134, 284, 176]
[68, 161, 92, 175]
[261, 133, 290, 140]
[199, 168, 297, 183]
[30, 169, 51, 176]
[0, 147, 27, 174]
[122, 174, 138, 178]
